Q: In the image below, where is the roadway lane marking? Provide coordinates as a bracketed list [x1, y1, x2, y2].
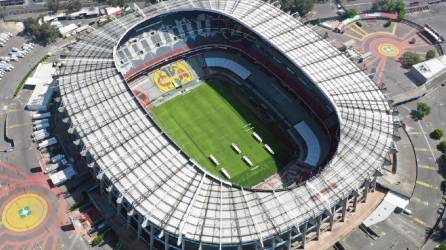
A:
[411, 196, 429, 206]
[343, 32, 363, 41]
[415, 147, 430, 152]
[412, 217, 430, 227]
[408, 131, 424, 135]
[7, 123, 30, 129]
[416, 180, 437, 189]
[418, 164, 438, 171]
[0, 109, 19, 116]
[391, 22, 398, 35]
[418, 120, 437, 160]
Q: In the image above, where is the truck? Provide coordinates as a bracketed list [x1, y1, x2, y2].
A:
[33, 130, 50, 142]
[32, 129, 48, 138]
[49, 165, 76, 186]
[51, 154, 65, 163]
[44, 163, 62, 174]
[33, 122, 50, 131]
[32, 112, 51, 120]
[33, 118, 49, 126]
[38, 137, 57, 150]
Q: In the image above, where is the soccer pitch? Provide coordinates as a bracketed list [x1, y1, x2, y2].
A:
[151, 80, 294, 187]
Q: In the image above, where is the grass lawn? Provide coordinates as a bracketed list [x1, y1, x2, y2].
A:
[151, 80, 294, 187]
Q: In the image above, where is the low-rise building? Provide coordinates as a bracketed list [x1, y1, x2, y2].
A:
[410, 55, 446, 84]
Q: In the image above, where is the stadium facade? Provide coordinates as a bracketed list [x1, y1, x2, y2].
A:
[56, 0, 396, 249]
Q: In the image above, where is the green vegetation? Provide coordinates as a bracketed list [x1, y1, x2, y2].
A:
[23, 17, 60, 45]
[110, 0, 126, 7]
[438, 243, 446, 250]
[91, 233, 105, 246]
[441, 181, 446, 192]
[46, 0, 60, 13]
[426, 49, 436, 60]
[152, 81, 294, 187]
[346, 8, 358, 18]
[372, 0, 406, 19]
[416, 102, 431, 120]
[438, 141, 446, 154]
[280, 0, 314, 16]
[431, 129, 444, 140]
[14, 54, 50, 97]
[401, 51, 421, 68]
[69, 192, 89, 211]
[65, 0, 82, 13]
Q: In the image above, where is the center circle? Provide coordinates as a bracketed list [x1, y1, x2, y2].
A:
[378, 43, 400, 57]
[1, 193, 48, 233]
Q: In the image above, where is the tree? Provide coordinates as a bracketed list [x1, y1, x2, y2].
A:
[401, 51, 421, 68]
[438, 243, 446, 250]
[346, 8, 358, 18]
[431, 129, 444, 140]
[438, 141, 446, 154]
[65, 0, 82, 13]
[426, 49, 436, 60]
[109, 0, 126, 7]
[280, 0, 314, 16]
[22, 17, 60, 45]
[23, 17, 36, 34]
[416, 102, 431, 119]
[441, 181, 446, 192]
[296, 0, 314, 16]
[372, 0, 405, 19]
[46, 0, 60, 13]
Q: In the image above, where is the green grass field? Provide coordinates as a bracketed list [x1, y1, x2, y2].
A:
[151, 80, 294, 187]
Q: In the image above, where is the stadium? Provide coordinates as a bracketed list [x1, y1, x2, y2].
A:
[56, 0, 395, 249]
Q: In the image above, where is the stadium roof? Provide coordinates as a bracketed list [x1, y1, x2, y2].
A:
[57, 0, 394, 246]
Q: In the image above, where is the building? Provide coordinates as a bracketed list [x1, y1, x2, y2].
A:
[410, 55, 446, 84]
[25, 63, 56, 112]
[56, 1, 395, 249]
[0, 0, 24, 6]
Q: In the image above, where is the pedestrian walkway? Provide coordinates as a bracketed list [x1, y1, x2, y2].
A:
[306, 191, 385, 250]
[378, 126, 417, 198]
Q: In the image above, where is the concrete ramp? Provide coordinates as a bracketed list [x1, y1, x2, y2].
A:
[363, 191, 409, 227]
